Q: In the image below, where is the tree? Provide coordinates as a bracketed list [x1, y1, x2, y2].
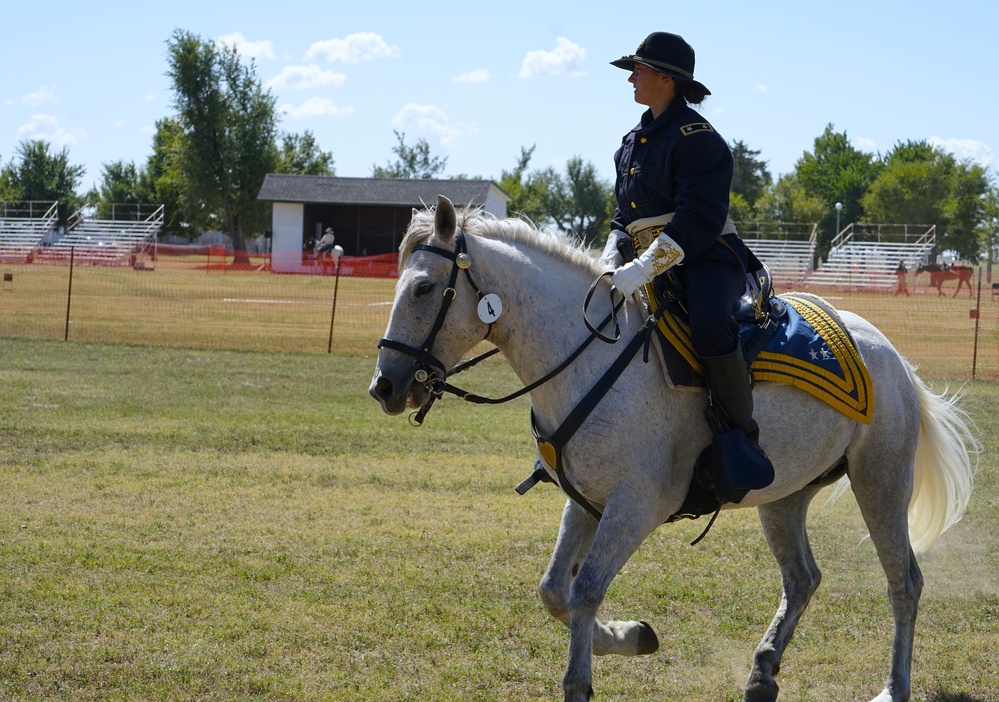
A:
[275, 130, 335, 176]
[498, 146, 550, 224]
[498, 148, 612, 245]
[89, 160, 152, 219]
[143, 117, 194, 240]
[372, 130, 448, 179]
[946, 160, 989, 260]
[981, 185, 999, 275]
[794, 124, 882, 251]
[863, 140, 990, 260]
[0, 140, 85, 225]
[548, 156, 614, 246]
[730, 140, 771, 209]
[166, 28, 278, 263]
[753, 173, 826, 226]
[861, 142, 951, 226]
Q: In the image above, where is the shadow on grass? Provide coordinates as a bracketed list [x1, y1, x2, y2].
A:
[928, 692, 988, 702]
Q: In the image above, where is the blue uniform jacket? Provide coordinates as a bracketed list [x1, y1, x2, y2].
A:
[610, 98, 735, 264]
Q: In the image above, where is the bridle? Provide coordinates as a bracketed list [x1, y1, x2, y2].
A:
[376, 228, 639, 427]
[376, 231, 498, 424]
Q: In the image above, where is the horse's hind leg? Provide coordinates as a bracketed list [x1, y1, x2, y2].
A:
[850, 469, 922, 702]
[744, 488, 824, 702]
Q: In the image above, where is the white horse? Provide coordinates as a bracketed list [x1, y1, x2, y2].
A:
[369, 196, 976, 702]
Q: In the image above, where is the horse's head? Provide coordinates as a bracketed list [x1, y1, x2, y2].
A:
[369, 195, 492, 415]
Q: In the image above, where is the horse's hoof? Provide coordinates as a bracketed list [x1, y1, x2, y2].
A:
[743, 679, 779, 702]
[636, 620, 659, 655]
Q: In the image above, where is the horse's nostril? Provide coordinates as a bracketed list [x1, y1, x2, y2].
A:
[371, 375, 393, 400]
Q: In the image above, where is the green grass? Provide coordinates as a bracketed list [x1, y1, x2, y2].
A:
[0, 338, 997, 701]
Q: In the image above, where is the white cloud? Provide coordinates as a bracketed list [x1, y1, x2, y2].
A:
[453, 69, 490, 84]
[854, 137, 878, 154]
[112, 118, 127, 128]
[21, 85, 58, 106]
[278, 97, 354, 119]
[392, 103, 463, 147]
[267, 64, 347, 91]
[755, 84, 769, 94]
[16, 114, 86, 147]
[305, 32, 399, 63]
[929, 136, 995, 168]
[518, 37, 585, 79]
[216, 32, 276, 60]
[145, 93, 156, 102]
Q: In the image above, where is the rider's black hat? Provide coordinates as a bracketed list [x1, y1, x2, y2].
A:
[610, 32, 711, 96]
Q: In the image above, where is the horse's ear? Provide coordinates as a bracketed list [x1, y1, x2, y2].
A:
[435, 195, 457, 244]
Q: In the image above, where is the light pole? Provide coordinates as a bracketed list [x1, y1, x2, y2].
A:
[835, 202, 843, 236]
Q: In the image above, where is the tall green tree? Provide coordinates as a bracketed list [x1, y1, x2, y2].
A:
[794, 124, 882, 251]
[89, 160, 152, 219]
[0, 140, 85, 225]
[498, 147, 612, 245]
[981, 185, 999, 274]
[166, 28, 278, 263]
[372, 130, 447, 179]
[753, 172, 826, 226]
[498, 146, 550, 224]
[730, 140, 771, 210]
[548, 156, 614, 246]
[143, 117, 193, 239]
[863, 140, 990, 259]
[275, 130, 335, 176]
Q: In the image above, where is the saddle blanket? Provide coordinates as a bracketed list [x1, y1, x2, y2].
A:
[652, 292, 874, 424]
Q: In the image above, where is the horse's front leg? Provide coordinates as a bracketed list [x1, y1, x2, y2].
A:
[560, 490, 664, 702]
[539, 500, 660, 659]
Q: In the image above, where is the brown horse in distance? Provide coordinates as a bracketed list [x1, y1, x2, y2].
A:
[915, 263, 974, 297]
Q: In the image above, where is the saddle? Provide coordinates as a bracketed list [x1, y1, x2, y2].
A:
[647, 247, 785, 387]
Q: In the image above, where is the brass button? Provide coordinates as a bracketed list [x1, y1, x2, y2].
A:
[629, 167, 635, 175]
[640, 137, 647, 144]
[630, 202, 637, 209]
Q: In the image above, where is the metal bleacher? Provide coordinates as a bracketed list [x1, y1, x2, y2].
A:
[39, 204, 164, 266]
[0, 201, 58, 262]
[804, 223, 935, 291]
[737, 221, 817, 287]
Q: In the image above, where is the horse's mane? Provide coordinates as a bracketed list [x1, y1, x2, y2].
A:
[399, 203, 600, 274]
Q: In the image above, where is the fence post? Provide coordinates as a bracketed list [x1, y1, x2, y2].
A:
[972, 268, 983, 380]
[64, 247, 75, 341]
[327, 258, 342, 353]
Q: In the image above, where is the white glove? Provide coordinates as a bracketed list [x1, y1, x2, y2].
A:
[611, 231, 685, 297]
[597, 230, 630, 270]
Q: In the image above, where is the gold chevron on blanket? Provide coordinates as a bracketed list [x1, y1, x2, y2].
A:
[648, 287, 874, 424]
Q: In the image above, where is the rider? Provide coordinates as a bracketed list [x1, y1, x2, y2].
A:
[598, 31, 773, 504]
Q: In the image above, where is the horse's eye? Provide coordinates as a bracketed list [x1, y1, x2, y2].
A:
[415, 281, 434, 297]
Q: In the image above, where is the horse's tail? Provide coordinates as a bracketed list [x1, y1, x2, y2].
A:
[905, 363, 978, 553]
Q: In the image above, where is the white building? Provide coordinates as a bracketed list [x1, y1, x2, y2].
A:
[257, 174, 511, 273]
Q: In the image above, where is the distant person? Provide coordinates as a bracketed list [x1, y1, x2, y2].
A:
[315, 228, 336, 259]
[894, 260, 910, 297]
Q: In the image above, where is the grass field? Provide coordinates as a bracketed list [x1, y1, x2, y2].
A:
[1, 258, 998, 379]
[0, 338, 996, 701]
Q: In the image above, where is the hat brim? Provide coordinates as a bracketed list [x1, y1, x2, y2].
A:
[610, 56, 711, 95]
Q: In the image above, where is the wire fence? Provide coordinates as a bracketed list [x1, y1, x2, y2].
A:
[1, 249, 997, 381]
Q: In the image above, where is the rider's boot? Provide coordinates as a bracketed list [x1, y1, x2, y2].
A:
[701, 341, 775, 504]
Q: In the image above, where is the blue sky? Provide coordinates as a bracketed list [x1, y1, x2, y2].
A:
[3, 0, 996, 197]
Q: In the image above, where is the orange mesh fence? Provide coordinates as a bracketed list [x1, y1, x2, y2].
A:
[0, 249, 996, 380]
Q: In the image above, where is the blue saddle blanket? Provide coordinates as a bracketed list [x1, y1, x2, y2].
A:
[650, 291, 874, 424]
